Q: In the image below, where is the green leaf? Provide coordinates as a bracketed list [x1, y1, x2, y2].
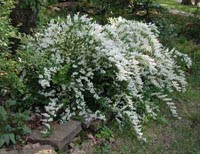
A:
[3, 134, 10, 145]
[6, 99, 17, 108]
[9, 134, 16, 145]
[0, 137, 5, 147]
[22, 111, 31, 121]
[22, 125, 31, 134]
[0, 106, 7, 121]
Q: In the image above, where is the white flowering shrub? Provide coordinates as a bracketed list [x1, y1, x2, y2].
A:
[21, 14, 191, 139]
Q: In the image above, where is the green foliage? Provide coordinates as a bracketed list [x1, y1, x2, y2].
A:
[93, 143, 111, 154]
[94, 126, 113, 154]
[11, 0, 59, 33]
[130, 0, 161, 18]
[0, 0, 25, 100]
[0, 0, 17, 53]
[183, 18, 200, 43]
[20, 0, 58, 11]
[152, 9, 200, 45]
[0, 0, 31, 147]
[76, 0, 130, 24]
[52, 64, 71, 85]
[95, 126, 114, 141]
[150, 0, 200, 45]
[0, 54, 25, 99]
[76, 0, 162, 23]
[0, 100, 30, 147]
[20, 0, 42, 11]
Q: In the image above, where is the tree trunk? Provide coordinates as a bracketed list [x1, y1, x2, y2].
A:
[10, 0, 38, 34]
[182, 0, 192, 5]
[9, 0, 39, 54]
[195, 0, 200, 5]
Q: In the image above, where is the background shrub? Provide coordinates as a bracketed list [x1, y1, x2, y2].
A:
[0, 0, 17, 53]
[0, 0, 31, 147]
[0, 100, 30, 148]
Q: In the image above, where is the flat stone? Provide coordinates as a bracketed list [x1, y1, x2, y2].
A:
[28, 121, 82, 149]
[0, 145, 56, 154]
[0, 149, 19, 154]
[23, 145, 56, 154]
[22, 145, 56, 154]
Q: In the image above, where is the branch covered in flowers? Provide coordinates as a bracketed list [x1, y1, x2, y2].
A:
[20, 14, 191, 139]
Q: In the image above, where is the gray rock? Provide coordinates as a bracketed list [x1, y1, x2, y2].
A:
[28, 121, 82, 150]
[0, 149, 19, 154]
[23, 145, 56, 154]
[0, 145, 56, 154]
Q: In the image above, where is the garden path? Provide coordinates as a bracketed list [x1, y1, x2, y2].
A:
[169, 8, 199, 17]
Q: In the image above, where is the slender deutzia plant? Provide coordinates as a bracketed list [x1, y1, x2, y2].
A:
[22, 14, 191, 139]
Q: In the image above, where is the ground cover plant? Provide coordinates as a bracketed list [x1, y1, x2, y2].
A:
[19, 14, 191, 140]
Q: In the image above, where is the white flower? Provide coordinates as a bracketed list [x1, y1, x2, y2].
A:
[38, 79, 50, 88]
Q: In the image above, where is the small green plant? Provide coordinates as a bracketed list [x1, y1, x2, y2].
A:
[93, 126, 115, 154]
[0, 100, 31, 147]
[93, 143, 111, 154]
[95, 126, 114, 142]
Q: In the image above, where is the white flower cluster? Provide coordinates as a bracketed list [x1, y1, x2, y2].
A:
[27, 14, 191, 139]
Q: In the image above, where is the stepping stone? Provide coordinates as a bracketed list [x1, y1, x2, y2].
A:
[0, 149, 19, 154]
[0, 145, 56, 154]
[28, 121, 82, 150]
[23, 145, 56, 154]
